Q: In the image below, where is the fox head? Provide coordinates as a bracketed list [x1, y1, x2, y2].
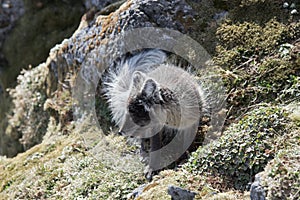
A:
[118, 71, 171, 137]
[128, 79, 158, 126]
[104, 50, 203, 138]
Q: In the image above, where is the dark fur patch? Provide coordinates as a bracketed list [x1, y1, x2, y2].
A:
[128, 95, 151, 127]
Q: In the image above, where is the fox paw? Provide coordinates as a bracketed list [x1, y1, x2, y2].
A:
[144, 165, 153, 181]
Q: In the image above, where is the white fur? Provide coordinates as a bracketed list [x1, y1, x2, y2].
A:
[103, 49, 206, 135]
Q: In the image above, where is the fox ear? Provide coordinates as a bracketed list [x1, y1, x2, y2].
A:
[132, 71, 146, 90]
[141, 79, 157, 98]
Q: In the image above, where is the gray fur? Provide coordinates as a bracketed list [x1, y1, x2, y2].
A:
[104, 49, 205, 132]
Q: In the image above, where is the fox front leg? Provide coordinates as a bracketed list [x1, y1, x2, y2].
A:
[144, 131, 162, 181]
[140, 138, 149, 163]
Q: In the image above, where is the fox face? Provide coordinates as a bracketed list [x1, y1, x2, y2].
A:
[127, 79, 157, 127]
[119, 74, 168, 137]
[128, 96, 151, 127]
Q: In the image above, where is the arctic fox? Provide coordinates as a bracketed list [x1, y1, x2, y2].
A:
[103, 49, 207, 179]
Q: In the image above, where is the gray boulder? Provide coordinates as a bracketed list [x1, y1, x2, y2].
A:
[168, 185, 197, 200]
[250, 173, 266, 200]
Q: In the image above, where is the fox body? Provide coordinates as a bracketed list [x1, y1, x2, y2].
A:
[103, 49, 206, 179]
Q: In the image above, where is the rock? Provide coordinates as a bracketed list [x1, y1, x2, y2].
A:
[167, 185, 197, 200]
[291, 9, 298, 15]
[46, 0, 197, 95]
[250, 173, 266, 200]
[283, 2, 289, 9]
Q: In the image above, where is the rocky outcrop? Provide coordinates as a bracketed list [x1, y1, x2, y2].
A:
[46, 0, 197, 95]
[250, 173, 266, 200]
[168, 185, 197, 200]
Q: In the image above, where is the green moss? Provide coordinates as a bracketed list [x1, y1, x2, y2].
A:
[261, 140, 300, 200]
[0, 122, 144, 199]
[186, 0, 220, 55]
[5, 64, 49, 156]
[185, 105, 292, 190]
[216, 19, 289, 64]
[126, 169, 248, 199]
[214, 19, 300, 118]
[223, 0, 294, 24]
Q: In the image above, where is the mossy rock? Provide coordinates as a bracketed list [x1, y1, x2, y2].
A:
[185, 105, 292, 190]
[261, 139, 300, 200]
[5, 64, 49, 156]
[126, 169, 249, 199]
